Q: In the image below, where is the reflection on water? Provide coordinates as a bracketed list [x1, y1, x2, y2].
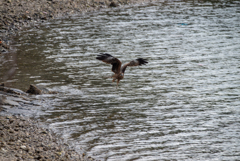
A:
[4, 0, 240, 160]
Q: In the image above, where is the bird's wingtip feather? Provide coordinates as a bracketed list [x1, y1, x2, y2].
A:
[96, 53, 113, 60]
[137, 58, 148, 65]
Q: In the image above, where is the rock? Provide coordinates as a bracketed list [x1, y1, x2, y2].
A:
[2, 98, 20, 106]
[0, 41, 10, 49]
[99, 2, 105, 5]
[0, 86, 27, 95]
[20, 145, 27, 150]
[25, 84, 43, 94]
[1, 148, 8, 153]
[40, 130, 48, 134]
[22, 14, 31, 20]
[109, 1, 118, 7]
[26, 84, 57, 94]
[0, 95, 6, 104]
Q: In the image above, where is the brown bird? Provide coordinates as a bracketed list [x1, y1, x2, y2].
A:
[96, 53, 148, 88]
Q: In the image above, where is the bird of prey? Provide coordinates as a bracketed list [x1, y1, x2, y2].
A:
[96, 53, 148, 88]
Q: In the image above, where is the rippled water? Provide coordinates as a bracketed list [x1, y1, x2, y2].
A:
[3, 0, 240, 160]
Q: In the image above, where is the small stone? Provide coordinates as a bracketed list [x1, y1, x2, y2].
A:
[9, 128, 14, 133]
[55, 151, 62, 155]
[6, 116, 13, 119]
[34, 155, 42, 160]
[1, 148, 7, 153]
[99, 2, 105, 5]
[40, 130, 48, 134]
[20, 145, 27, 150]
[109, 2, 117, 7]
[22, 14, 31, 20]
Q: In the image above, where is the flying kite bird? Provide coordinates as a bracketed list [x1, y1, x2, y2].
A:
[96, 53, 148, 88]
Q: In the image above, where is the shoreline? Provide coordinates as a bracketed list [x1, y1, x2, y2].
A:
[0, 0, 157, 160]
[0, 115, 98, 161]
[0, 0, 155, 53]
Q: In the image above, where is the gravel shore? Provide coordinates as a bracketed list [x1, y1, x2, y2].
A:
[0, 0, 155, 160]
[0, 115, 98, 161]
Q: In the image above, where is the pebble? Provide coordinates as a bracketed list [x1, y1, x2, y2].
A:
[20, 145, 27, 150]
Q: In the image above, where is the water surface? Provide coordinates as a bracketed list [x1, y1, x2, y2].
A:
[3, 0, 240, 160]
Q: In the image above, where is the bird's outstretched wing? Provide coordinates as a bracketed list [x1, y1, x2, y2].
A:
[96, 53, 122, 74]
[121, 58, 148, 73]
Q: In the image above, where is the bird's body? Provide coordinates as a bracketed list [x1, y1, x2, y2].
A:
[96, 53, 148, 88]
